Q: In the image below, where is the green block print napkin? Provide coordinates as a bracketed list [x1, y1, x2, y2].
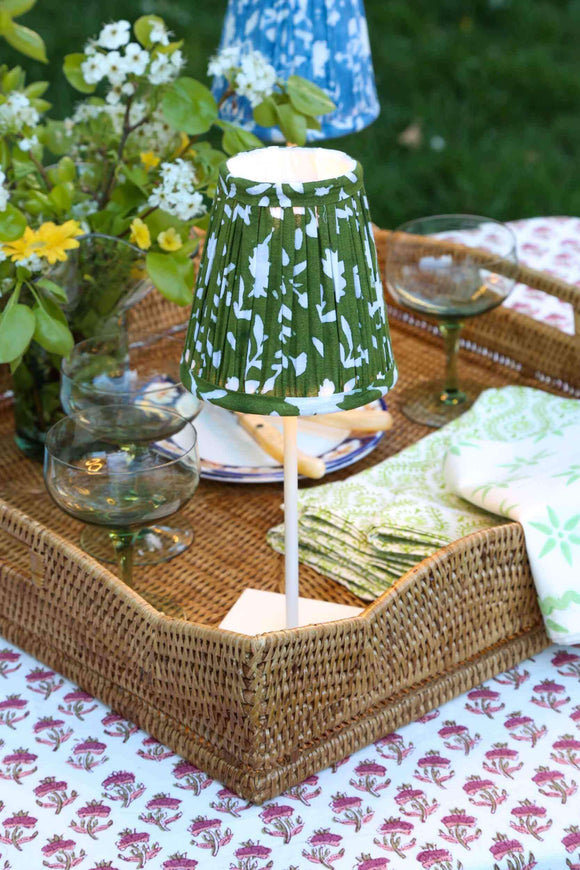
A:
[268, 386, 580, 608]
[445, 406, 580, 645]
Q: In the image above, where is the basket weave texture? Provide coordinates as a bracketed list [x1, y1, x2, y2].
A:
[0, 228, 578, 803]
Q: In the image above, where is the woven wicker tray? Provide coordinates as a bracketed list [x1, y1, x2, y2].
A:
[0, 228, 578, 803]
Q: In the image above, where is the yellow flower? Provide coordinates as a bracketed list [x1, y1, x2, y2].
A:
[35, 220, 83, 264]
[2, 227, 40, 262]
[173, 132, 190, 158]
[140, 151, 160, 171]
[130, 218, 151, 250]
[130, 261, 148, 282]
[157, 227, 183, 252]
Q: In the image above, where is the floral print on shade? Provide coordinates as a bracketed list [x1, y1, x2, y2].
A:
[0, 641, 580, 868]
[180, 152, 397, 415]
[212, 0, 380, 141]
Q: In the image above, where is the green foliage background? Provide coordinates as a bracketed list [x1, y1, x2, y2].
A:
[3, 0, 580, 228]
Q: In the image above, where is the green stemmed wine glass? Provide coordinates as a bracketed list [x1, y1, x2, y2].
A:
[386, 214, 517, 427]
[61, 330, 202, 565]
[44, 405, 199, 617]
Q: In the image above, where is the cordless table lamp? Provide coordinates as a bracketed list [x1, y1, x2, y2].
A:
[180, 146, 396, 629]
[213, 0, 380, 141]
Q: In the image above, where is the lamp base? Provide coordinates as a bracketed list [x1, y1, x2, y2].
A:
[219, 588, 363, 635]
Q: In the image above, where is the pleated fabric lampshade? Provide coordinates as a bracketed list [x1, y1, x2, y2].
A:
[180, 147, 397, 417]
[213, 0, 380, 141]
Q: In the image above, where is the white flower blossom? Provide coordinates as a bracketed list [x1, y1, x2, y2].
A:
[0, 92, 40, 134]
[148, 53, 175, 85]
[207, 45, 241, 79]
[235, 50, 277, 107]
[170, 49, 185, 71]
[148, 159, 206, 221]
[81, 52, 108, 85]
[104, 50, 129, 86]
[106, 88, 123, 105]
[0, 249, 7, 264]
[17, 253, 44, 272]
[0, 170, 9, 211]
[18, 135, 39, 152]
[150, 21, 170, 46]
[71, 199, 99, 219]
[97, 20, 131, 50]
[124, 42, 150, 76]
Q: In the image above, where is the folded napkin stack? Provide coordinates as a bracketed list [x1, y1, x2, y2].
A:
[268, 386, 580, 643]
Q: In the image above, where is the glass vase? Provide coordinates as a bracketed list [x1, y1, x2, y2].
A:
[12, 234, 149, 460]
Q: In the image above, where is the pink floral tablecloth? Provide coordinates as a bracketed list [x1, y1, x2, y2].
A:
[0, 218, 579, 870]
[0, 643, 579, 870]
[503, 216, 578, 335]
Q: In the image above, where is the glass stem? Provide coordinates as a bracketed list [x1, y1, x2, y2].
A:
[439, 321, 465, 403]
[109, 529, 136, 589]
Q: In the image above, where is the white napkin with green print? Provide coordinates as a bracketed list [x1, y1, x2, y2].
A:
[268, 387, 580, 639]
[445, 424, 580, 645]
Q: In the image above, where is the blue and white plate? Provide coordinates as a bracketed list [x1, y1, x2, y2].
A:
[197, 399, 388, 484]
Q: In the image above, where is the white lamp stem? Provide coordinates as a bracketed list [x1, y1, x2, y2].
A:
[283, 416, 299, 628]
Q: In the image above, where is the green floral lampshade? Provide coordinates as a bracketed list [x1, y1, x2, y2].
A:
[180, 147, 397, 415]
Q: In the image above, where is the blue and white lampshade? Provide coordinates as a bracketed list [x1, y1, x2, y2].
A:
[212, 0, 380, 141]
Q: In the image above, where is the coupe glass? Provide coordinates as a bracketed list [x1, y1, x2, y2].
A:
[386, 215, 517, 427]
[44, 405, 199, 617]
[61, 330, 202, 564]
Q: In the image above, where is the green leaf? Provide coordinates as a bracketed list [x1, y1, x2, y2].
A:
[57, 156, 76, 183]
[156, 38, 183, 56]
[286, 75, 335, 117]
[32, 298, 73, 357]
[134, 14, 165, 49]
[23, 190, 51, 216]
[305, 115, 322, 131]
[122, 164, 150, 194]
[0, 138, 9, 169]
[146, 251, 195, 306]
[253, 97, 278, 128]
[3, 21, 47, 63]
[30, 96, 50, 114]
[49, 182, 73, 215]
[24, 79, 48, 98]
[110, 181, 146, 215]
[2, 64, 24, 91]
[63, 53, 95, 94]
[144, 209, 191, 240]
[0, 303, 35, 363]
[41, 119, 74, 156]
[36, 277, 67, 303]
[162, 77, 218, 135]
[0, 0, 37, 17]
[217, 120, 263, 156]
[0, 9, 12, 34]
[547, 505, 559, 527]
[0, 202, 26, 241]
[275, 102, 307, 145]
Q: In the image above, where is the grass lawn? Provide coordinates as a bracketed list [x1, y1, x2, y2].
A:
[4, 0, 580, 229]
